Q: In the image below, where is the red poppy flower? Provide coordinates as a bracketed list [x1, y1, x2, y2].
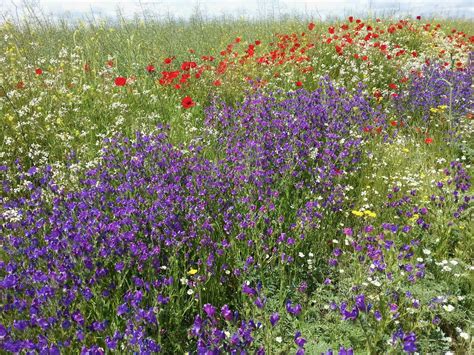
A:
[181, 96, 195, 109]
[328, 27, 335, 34]
[425, 137, 433, 144]
[146, 65, 155, 73]
[348, 16, 354, 23]
[35, 68, 43, 75]
[389, 83, 398, 90]
[390, 120, 398, 127]
[213, 80, 222, 86]
[295, 81, 303, 87]
[416, 15, 421, 20]
[114, 77, 127, 86]
[308, 22, 315, 31]
[181, 61, 197, 71]
[106, 60, 114, 67]
[164, 57, 173, 64]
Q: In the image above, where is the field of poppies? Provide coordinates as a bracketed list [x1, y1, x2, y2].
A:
[0, 13, 473, 354]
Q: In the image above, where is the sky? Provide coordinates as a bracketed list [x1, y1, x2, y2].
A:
[1, 0, 473, 21]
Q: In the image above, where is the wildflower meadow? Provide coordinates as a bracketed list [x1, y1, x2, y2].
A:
[0, 9, 473, 355]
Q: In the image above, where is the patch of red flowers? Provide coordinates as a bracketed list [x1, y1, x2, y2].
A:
[181, 96, 196, 109]
[425, 137, 433, 144]
[35, 68, 43, 75]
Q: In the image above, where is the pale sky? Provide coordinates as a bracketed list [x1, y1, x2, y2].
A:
[1, 0, 473, 20]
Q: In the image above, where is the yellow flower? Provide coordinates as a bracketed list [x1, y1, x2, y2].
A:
[437, 105, 448, 111]
[409, 214, 420, 223]
[402, 148, 409, 153]
[430, 108, 438, 113]
[364, 210, 377, 218]
[351, 210, 364, 217]
[187, 268, 198, 275]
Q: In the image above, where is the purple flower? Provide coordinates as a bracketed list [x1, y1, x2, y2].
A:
[355, 294, 368, 312]
[286, 301, 302, 316]
[71, 310, 84, 326]
[255, 297, 265, 309]
[203, 304, 216, 318]
[403, 332, 417, 353]
[270, 313, 280, 326]
[338, 346, 354, 355]
[341, 303, 359, 321]
[294, 331, 307, 348]
[242, 284, 257, 297]
[221, 304, 233, 321]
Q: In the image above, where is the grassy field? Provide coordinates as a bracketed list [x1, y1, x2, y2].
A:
[0, 12, 473, 354]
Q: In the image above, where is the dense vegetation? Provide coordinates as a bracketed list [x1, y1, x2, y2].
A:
[0, 13, 473, 354]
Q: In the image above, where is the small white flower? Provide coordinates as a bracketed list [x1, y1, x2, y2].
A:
[275, 337, 283, 343]
[443, 304, 455, 312]
[459, 332, 470, 340]
[187, 289, 194, 295]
